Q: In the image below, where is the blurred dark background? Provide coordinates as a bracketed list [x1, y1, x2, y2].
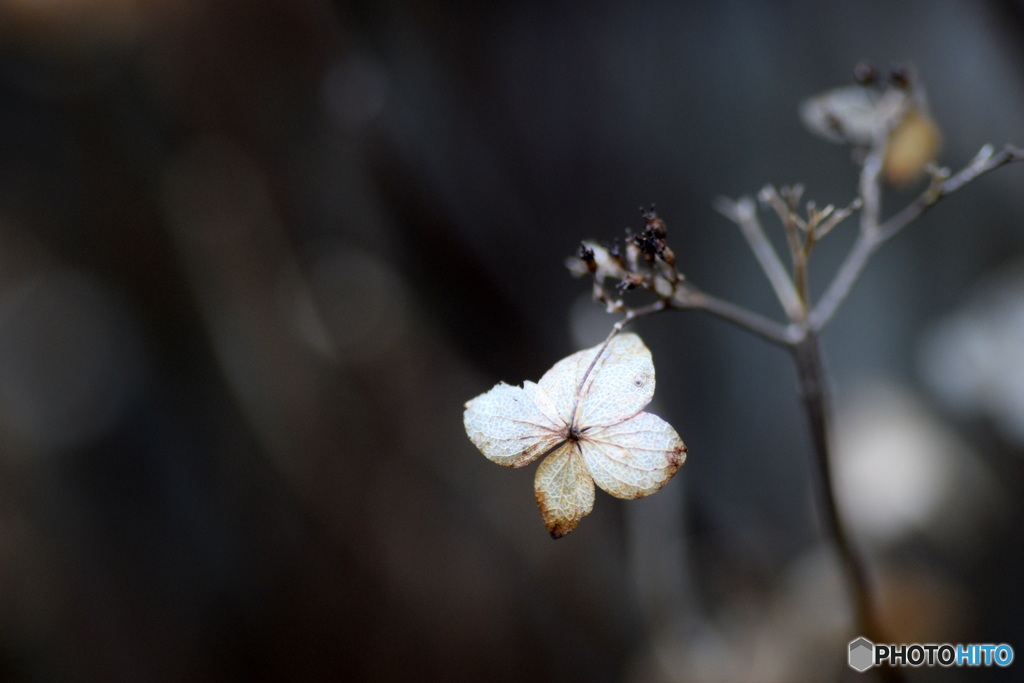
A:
[1, 1, 1023, 681]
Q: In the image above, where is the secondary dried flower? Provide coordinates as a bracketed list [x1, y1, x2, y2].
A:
[799, 65, 940, 185]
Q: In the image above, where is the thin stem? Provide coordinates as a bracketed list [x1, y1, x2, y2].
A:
[858, 147, 885, 238]
[814, 198, 862, 240]
[807, 145, 886, 331]
[613, 298, 896, 674]
[793, 227, 816, 314]
[792, 335, 903, 683]
[670, 285, 797, 347]
[808, 230, 877, 330]
[715, 196, 803, 320]
[812, 143, 1024, 330]
[619, 299, 670, 327]
[877, 143, 1024, 242]
[578, 300, 667, 388]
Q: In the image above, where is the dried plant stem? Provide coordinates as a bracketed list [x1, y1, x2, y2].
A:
[792, 335, 902, 683]
[591, 141, 1022, 680]
[619, 298, 896, 666]
[812, 144, 1024, 329]
[670, 285, 796, 346]
[604, 281, 796, 347]
[715, 197, 803, 320]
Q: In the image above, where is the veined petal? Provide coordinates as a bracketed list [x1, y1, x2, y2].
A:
[580, 411, 686, 499]
[534, 443, 595, 538]
[464, 382, 565, 468]
[538, 333, 655, 428]
[522, 380, 565, 431]
[536, 342, 589, 423]
[575, 333, 655, 428]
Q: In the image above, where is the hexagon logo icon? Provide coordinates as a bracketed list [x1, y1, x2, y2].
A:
[849, 637, 875, 672]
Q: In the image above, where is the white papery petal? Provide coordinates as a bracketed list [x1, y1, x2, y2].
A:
[463, 382, 564, 468]
[576, 334, 655, 428]
[581, 411, 686, 499]
[536, 342, 588, 423]
[533, 442, 594, 538]
[538, 333, 655, 428]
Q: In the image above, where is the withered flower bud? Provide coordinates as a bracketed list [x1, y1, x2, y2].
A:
[617, 273, 647, 292]
[889, 65, 911, 90]
[632, 232, 659, 266]
[641, 206, 668, 239]
[578, 243, 597, 273]
[608, 241, 624, 266]
[660, 245, 676, 268]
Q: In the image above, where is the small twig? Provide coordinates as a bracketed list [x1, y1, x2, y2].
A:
[813, 197, 862, 240]
[811, 143, 1024, 330]
[876, 143, 1024, 242]
[670, 283, 797, 346]
[715, 195, 803, 320]
[793, 224, 815, 315]
[858, 146, 885, 238]
[760, 185, 807, 272]
[808, 230, 877, 331]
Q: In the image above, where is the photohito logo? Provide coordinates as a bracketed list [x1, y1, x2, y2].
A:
[848, 637, 1014, 671]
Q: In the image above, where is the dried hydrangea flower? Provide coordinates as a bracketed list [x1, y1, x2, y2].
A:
[463, 333, 686, 538]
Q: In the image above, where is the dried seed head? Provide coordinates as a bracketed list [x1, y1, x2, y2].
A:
[608, 241, 623, 265]
[578, 243, 597, 273]
[660, 245, 676, 268]
[641, 206, 667, 239]
[889, 65, 911, 90]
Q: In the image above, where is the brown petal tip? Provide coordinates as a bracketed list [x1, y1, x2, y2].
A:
[547, 522, 575, 539]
